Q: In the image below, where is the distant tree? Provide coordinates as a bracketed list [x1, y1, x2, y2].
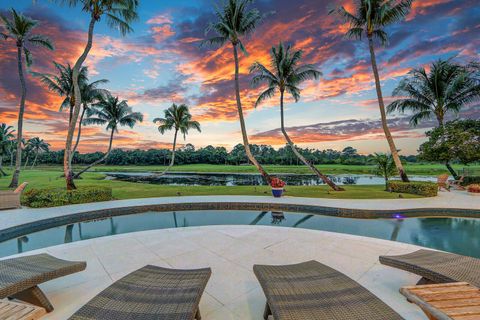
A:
[203, 0, 271, 183]
[388, 59, 480, 127]
[26, 137, 50, 168]
[370, 153, 396, 190]
[1, 9, 54, 187]
[419, 120, 480, 178]
[330, 0, 412, 182]
[75, 92, 143, 177]
[153, 104, 201, 175]
[0, 124, 15, 176]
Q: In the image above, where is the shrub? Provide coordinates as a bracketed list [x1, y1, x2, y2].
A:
[23, 186, 113, 208]
[463, 176, 480, 186]
[467, 184, 480, 193]
[387, 181, 438, 197]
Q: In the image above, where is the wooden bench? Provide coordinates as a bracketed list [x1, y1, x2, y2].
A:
[0, 300, 46, 320]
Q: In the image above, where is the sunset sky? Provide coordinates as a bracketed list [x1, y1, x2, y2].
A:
[0, 0, 478, 155]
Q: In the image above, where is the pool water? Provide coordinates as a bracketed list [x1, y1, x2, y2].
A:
[1, 210, 478, 258]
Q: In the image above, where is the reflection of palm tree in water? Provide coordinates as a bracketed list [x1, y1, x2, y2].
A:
[77, 217, 117, 241]
[389, 219, 404, 241]
[249, 211, 268, 225]
[64, 224, 74, 243]
[293, 215, 314, 228]
[17, 236, 28, 253]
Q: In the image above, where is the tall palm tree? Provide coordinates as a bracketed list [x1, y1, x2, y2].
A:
[74, 92, 143, 178]
[388, 59, 480, 177]
[250, 43, 343, 191]
[59, 0, 139, 190]
[0, 9, 54, 188]
[388, 59, 480, 128]
[0, 124, 15, 176]
[26, 137, 50, 169]
[329, 0, 412, 182]
[203, 0, 272, 183]
[153, 104, 201, 175]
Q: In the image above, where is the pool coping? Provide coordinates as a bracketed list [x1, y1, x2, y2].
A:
[0, 194, 479, 242]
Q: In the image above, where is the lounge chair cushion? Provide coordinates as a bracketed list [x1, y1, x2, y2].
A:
[69, 264, 211, 320]
[254, 260, 403, 320]
[380, 249, 480, 287]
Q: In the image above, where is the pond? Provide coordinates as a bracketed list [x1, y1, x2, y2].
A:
[104, 172, 439, 186]
[1, 210, 478, 259]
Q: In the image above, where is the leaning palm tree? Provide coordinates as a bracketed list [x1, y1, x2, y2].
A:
[0, 124, 15, 176]
[59, 0, 139, 190]
[203, 0, 271, 183]
[329, 0, 412, 182]
[250, 43, 343, 191]
[0, 9, 54, 188]
[388, 59, 480, 128]
[74, 92, 143, 178]
[26, 137, 50, 169]
[153, 104, 201, 175]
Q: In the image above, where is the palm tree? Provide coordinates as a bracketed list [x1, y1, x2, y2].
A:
[59, 0, 139, 190]
[203, 0, 271, 184]
[369, 153, 396, 190]
[388, 59, 480, 128]
[0, 124, 15, 176]
[74, 92, 143, 178]
[0, 9, 54, 188]
[250, 43, 343, 191]
[153, 104, 201, 175]
[26, 137, 50, 169]
[329, 0, 412, 182]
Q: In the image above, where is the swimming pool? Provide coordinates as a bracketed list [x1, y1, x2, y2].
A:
[1, 210, 478, 258]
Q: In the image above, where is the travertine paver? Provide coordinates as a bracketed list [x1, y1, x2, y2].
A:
[2, 226, 429, 319]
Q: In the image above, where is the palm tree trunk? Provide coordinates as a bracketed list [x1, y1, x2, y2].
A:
[10, 151, 14, 169]
[69, 106, 86, 173]
[0, 156, 6, 176]
[64, 16, 96, 190]
[232, 43, 271, 184]
[158, 129, 178, 176]
[74, 128, 114, 178]
[445, 161, 458, 179]
[23, 156, 29, 169]
[279, 91, 343, 191]
[9, 44, 26, 188]
[31, 151, 38, 169]
[367, 36, 409, 182]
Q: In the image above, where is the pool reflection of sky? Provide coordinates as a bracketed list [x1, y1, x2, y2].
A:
[1, 211, 479, 259]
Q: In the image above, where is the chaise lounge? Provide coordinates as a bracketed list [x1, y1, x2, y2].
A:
[253, 260, 404, 320]
[0, 253, 87, 312]
[379, 249, 480, 286]
[69, 264, 212, 320]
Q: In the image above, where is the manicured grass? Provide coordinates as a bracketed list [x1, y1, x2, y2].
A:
[31, 163, 478, 175]
[0, 169, 422, 200]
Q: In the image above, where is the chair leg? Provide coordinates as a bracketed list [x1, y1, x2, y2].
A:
[10, 285, 54, 312]
[417, 277, 436, 285]
[263, 302, 272, 320]
[195, 308, 201, 320]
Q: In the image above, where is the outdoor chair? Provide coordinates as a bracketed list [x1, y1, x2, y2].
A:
[0, 182, 28, 210]
[437, 174, 450, 191]
[69, 265, 212, 320]
[253, 260, 403, 320]
[0, 253, 87, 312]
[449, 175, 465, 190]
[380, 249, 480, 287]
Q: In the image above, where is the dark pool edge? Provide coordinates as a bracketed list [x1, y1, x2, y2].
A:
[1, 202, 479, 242]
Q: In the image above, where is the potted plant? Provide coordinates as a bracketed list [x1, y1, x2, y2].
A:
[467, 184, 480, 195]
[270, 178, 286, 198]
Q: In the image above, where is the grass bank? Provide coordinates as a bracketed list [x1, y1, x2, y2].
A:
[0, 169, 422, 200]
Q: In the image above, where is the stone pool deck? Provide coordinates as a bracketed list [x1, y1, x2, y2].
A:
[4, 226, 428, 319]
[0, 191, 478, 241]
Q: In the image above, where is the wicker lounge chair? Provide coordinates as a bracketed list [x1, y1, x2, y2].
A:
[449, 175, 466, 190]
[253, 260, 403, 320]
[0, 182, 28, 210]
[437, 174, 450, 191]
[380, 249, 480, 287]
[69, 264, 212, 320]
[0, 253, 87, 312]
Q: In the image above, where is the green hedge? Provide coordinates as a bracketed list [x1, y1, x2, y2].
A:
[387, 181, 438, 197]
[23, 186, 113, 208]
[463, 176, 480, 186]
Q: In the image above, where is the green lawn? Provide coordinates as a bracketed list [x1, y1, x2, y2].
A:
[30, 163, 477, 175]
[0, 168, 422, 200]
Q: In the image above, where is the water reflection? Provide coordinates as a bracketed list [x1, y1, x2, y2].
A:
[1, 211, 478, 259]
[105, 172, 437, 186]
